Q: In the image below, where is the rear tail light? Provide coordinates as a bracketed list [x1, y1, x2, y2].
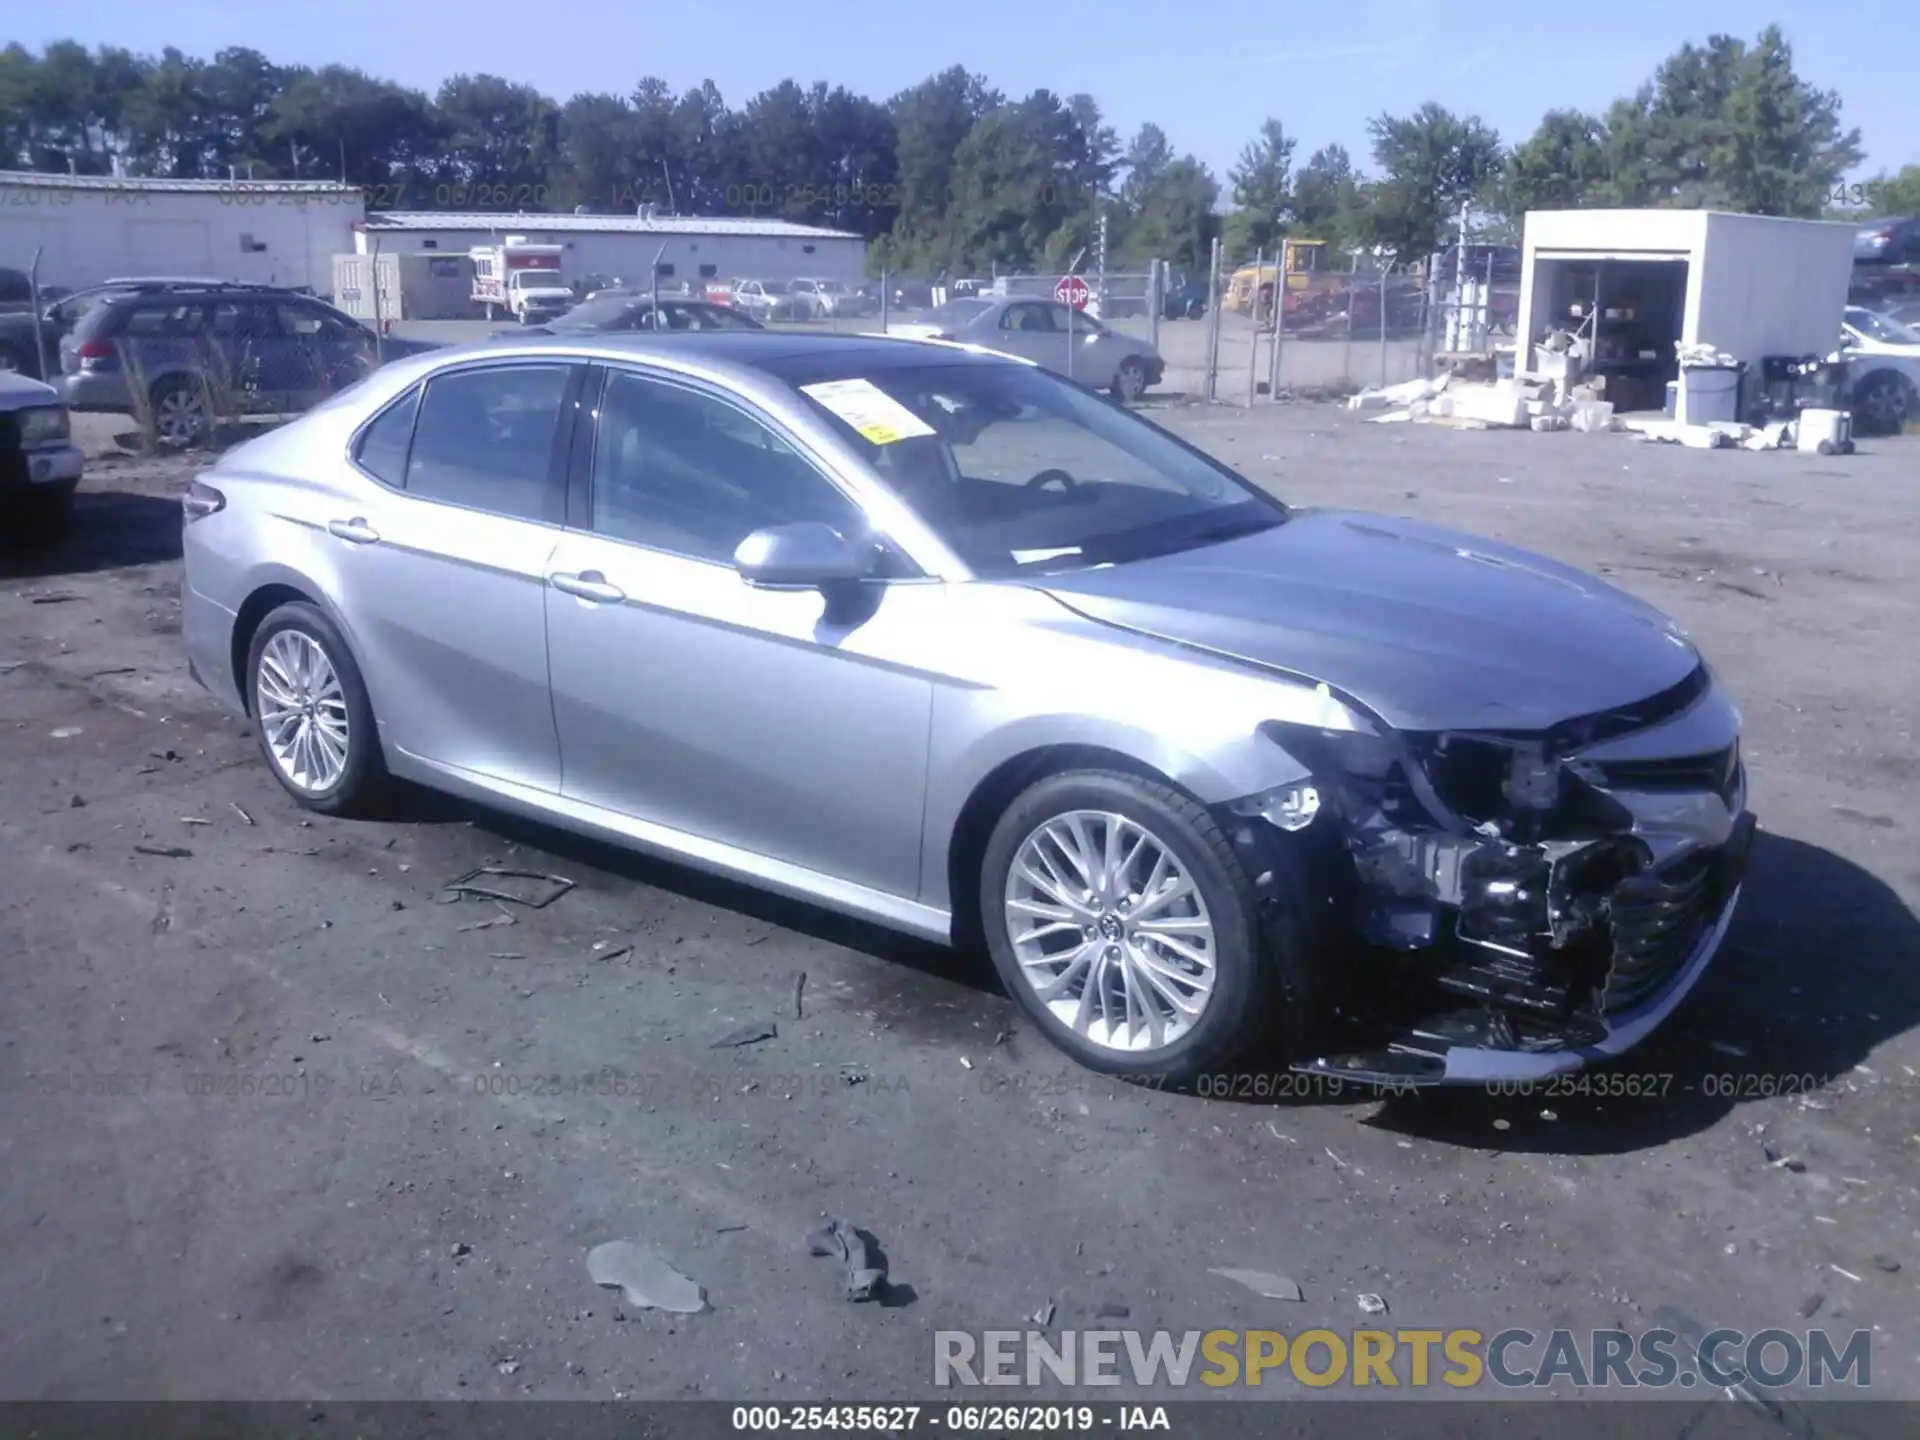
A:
[182, 479, 225, 521]
[77, 338, 118, 371]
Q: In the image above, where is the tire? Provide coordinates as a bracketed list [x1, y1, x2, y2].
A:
[1852, 371, 1913, 435]
[149, 377, 210, 448]
[1113, 358, 1149, 404]
[1185, 299, 1204, 320]
[979, 770, 1284, 1082]
[245, 601, 390, 818]
[0, 341, 30, 375]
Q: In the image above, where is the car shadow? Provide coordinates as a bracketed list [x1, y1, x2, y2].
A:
[399, 785, 1004, 1003]
[0, 490, 182, 578]
[1362, 829, 1920, 1154]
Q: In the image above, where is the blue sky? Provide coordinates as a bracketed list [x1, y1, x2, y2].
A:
[21, 0, 1913, 184]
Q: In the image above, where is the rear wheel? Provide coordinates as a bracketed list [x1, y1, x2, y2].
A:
[1113, 358, 1149, 404]
[246, 601, 390, 817]
[149, 378, 210, 448]
[980, 770, 1282, 1082]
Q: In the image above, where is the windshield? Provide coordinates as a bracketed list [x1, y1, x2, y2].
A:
[551, 297, 643, 330]
[756, 280, 789, 295]
[1845, 308, 1918, 345]
[775, 360, 1285, 578]
[511, 270, 567, 290]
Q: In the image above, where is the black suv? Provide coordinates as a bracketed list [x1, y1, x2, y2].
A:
[58, 286, 436, 446]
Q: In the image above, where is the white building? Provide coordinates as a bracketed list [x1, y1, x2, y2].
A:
[353, 210, 868, 290]
[0, 171, 364, 295]
[1514, 209, 1857, 412]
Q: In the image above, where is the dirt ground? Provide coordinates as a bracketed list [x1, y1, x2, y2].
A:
[1, 403, 1917, 1407]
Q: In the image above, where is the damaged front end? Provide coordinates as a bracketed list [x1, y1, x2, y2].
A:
[1245, 665, 1755, 1085]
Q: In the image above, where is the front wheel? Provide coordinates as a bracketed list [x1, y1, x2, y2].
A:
[246, 601, 391, 817]
[1113, 358, 1149, 404]
[1853, 371, 1913, 435]
[979, 771, 1281, 1081]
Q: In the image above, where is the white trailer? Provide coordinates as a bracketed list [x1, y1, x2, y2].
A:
[470, 237, 572, 323]
[333, 252, 478, 323]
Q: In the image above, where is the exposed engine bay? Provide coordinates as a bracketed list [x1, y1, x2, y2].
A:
[1237, 664, 1757, 1083]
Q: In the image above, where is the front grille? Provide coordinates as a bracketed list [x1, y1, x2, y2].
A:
[1588, 741, 1741, 803]
[1603, 845, 1724, 1012]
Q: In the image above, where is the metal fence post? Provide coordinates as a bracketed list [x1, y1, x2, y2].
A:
[1267, 257, 1285, 401]
[1246, 246, 1264, 406]
[1378, 266, 1389, 388]
[1204, 237, 1223, 403]
[881, 269, 890, 332]
[1149, 258, 1162, 353]
[28, 246, 45, 383]
[1342, 266, 1354, 388]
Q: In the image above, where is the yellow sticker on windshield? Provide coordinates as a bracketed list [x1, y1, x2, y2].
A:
[800, 379, 937, 445]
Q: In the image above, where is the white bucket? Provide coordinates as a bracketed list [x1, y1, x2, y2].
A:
[1795, 408, 1850, 455]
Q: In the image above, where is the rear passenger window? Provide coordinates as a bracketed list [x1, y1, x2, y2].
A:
[403, 365, 573, 522]
[120, 304, 204, 338]
[354, 387, 420, 486]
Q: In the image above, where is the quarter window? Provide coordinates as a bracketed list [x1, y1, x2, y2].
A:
[403, 364, 573, 522]
[354, 387, 420, 486]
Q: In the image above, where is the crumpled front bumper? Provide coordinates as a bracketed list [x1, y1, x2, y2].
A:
[1293, 807, 1756, 1086]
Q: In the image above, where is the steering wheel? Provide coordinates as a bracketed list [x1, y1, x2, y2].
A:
[1025, 468, 1078, 491]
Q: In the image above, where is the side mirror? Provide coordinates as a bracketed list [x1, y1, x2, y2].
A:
[733, 522, 875, 589]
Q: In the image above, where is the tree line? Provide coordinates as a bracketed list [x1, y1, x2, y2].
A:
[2, 25, 1914, 278]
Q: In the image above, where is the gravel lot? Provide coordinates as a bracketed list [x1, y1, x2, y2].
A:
[2, 403, 1917, 1405]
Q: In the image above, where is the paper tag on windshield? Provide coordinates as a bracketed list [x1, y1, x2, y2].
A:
[801, 379, 936, 445]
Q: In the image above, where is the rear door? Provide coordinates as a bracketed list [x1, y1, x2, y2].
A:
[326, 359, 586, 791]
[994, 301, 1070, 371]
[204, 298, 287, 413]
[275, 300, 378, 410]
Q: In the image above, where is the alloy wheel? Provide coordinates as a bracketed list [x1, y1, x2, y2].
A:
[155, 386, 207, 446]
[255, 629, 351, 794]
[1002, 809, 1217, 1053]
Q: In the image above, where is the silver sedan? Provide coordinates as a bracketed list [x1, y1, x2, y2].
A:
[888, 297, 1165, 402]
[180, 332, 1753, 1086]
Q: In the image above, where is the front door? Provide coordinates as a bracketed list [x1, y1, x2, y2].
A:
[543, 364, 936, 899]
[325, 359, 585, 792]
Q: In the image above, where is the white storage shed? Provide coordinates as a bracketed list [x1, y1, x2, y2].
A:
[0, 172, 364, 295]
[353, 210, 867, 290]
[1513, 209, 1858, 413]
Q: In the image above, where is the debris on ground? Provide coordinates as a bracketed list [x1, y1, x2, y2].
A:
[229, 802, 255, 825]
[440, 866, 576, 909]
[29, 593, 80, 605]
[178, 816, 213, 826]
[1347, 374, 1448, 412]
[589, 943, 633, 964]
[1799, 1294, 1825, 1319]
[457, 904, 517, 933]
[1097, 1302, 1130, 1320]
[1829, 1264, 1863, 1283]
[806, 1218, 887, 1301]
[1709, 1041, 1749, 1058]
[1031, 1298, 1056, 1327]
[1871, 1255, 1901, 1274]
[793, 971, 807, 1021]
[133, 844, 192, 859]
[50, 726, 83, 739]
[586, 1241, 707, 1313]
[1209, 1268, 1304, 1302]
[712, 1022, 776, 1049]
[1761, 1141, 1806, 1172]
[1357, 1294, 1389, 1315]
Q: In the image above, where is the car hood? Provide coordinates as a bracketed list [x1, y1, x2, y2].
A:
[1030, 508, 1701, 733]
[0, 368, 59, 406]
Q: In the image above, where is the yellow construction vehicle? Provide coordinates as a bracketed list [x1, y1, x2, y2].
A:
[1223, 238, 1329, 323]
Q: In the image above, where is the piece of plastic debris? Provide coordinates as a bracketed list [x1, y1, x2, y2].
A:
[229, 802, 255, 825]
[1357, 1294, 1388, 1315]
[1539, 1109, 1558, 1122]
[50, 726, 83, 739]
[960, 1057, 973, 1070]
[1799, 1294, 1825, 1319]
[586, 1241, 707, 1313]
[496, 1359, 521, 1377]
[458, 904, 516, 933]
[134, 844, 192, 858]
[1871, 1255, 1901, 1274]
[1492, 1118, 1511, 1131]
[1210, 1268, 1304, 1302]
[712, 1022, 776, 1049]
[1032, 1299, 1056, 1327]
[1830, 1265, 1862, 1283]
[793, 971, 807, 1021]
[806, 1218, 887, 1302]
[441, 866, 576, 908]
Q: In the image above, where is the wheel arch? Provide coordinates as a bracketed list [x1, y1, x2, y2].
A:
[228, 567, 374, 720]
[943, 743, 1198, 956]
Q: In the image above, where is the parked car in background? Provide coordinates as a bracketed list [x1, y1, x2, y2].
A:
[888, 295, 1165, 402]
[0, 366, 84, 546]
[181, 330, 1753, 1085]
[513, 296, 765, 337]
[1163, 274, 1210, 320]
[788, 279, 879, 320]
[0, 277, 242, 379]
[1838, 305, 1920, 434]
[728, 279, 803, 322]
[1853, 216, 1920, 267]
[59, 286, 438, 447]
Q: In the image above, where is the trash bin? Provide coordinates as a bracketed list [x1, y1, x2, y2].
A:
[1677, 363, 1744, 425]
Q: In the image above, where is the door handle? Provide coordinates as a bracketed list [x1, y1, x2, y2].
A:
[327, 517, 380, 544]
[549, 570, 626, 604]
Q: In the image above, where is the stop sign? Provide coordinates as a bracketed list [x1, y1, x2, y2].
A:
[1054, 274, 1091, 309]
